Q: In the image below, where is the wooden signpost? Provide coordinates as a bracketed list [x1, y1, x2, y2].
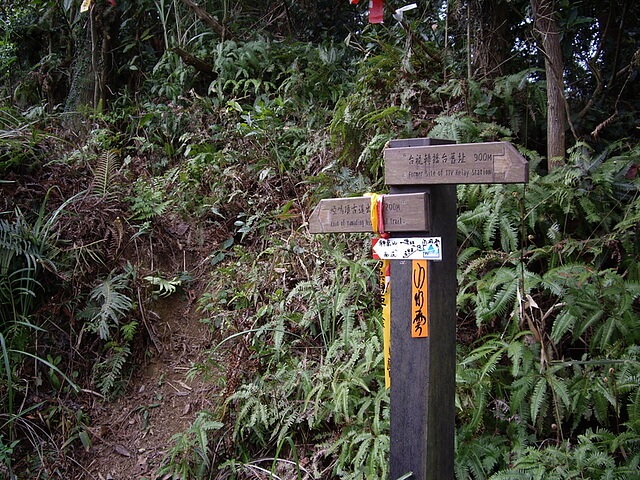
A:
[308, 138, 528, 480]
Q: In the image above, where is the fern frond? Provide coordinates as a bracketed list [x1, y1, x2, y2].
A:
[95, 343, 130, 397]
[511, 371, 536, 415]
[546, 369, 571, 419]
[144, 274, 182, 297]
[482, 195, 504, 248]
[428, 114, 480, 143]
[478, 267, 519, 322]
[507, 338, 534, 377]
[499, 215, 519, 252]
[549, 309, 576, 344]
[490, 470, 535, 480]
[93, 150, 121, 197]
[82, 273, 133, 340]
[530, 377, 549, 425]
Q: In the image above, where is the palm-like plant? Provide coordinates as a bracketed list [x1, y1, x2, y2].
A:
[0, 189, 82, 445]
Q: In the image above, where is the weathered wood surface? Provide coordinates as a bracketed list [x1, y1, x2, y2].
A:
[308, 192, 430, 234]
[384, 140, 528, 185]
[389, 183, 457, 480]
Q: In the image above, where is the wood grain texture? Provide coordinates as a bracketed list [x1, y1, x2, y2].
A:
[384, 141, 528, 185]
[308, 193, 430, 234]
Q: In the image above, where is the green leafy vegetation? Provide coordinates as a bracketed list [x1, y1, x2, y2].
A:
[0, 0, 639, 478]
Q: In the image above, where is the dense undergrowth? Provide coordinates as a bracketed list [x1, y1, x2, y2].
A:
[1, 1, 640, 478]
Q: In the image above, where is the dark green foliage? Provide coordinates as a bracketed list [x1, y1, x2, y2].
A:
[0, 189, 80, 330]
[454, 129, 640, 478]
[0, 189, 84, 473]
[165, 237, 390, 479]
[0, 108, 42, 172]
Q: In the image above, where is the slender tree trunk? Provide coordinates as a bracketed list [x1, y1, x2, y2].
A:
[531, 0, 566, 170]
[469, 0, 511, 79]
[65, 3, 117, 120]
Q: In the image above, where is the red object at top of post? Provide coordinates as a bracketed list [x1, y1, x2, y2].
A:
[348, 0, 384, 24]
[369, 0, 384, 23]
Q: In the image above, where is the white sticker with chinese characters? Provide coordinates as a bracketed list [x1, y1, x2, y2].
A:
[372, 237, 442, 261]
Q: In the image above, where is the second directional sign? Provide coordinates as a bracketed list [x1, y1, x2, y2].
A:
[308, 192, 430, 234]
[384, 141, 529, 185]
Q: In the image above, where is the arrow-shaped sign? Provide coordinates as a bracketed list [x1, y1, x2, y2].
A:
[384, 141, 528, 185]
[372, 237, 442, 260]
[308, 192, 430, 234]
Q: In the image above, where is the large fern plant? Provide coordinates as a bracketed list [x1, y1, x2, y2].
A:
[454, 138, 640, 478]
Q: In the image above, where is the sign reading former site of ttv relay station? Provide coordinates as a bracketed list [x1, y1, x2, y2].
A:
[384, 141, 529, 185]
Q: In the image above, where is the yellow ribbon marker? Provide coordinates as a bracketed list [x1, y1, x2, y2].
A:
[367, 193, 392, 388]
[368, 193, 380, 234]
[80, 0, 92, 12]
[381, 263, 391, 388]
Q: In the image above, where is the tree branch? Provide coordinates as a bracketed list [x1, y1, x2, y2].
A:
[180, 0, 230, 39]
[172, 47, 215, 78]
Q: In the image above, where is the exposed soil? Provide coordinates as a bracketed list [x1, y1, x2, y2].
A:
[2, 149, 238, 479]
[72, 282, 216, 479]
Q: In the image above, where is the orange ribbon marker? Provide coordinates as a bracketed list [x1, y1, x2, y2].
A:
[411, 260, 429, 337]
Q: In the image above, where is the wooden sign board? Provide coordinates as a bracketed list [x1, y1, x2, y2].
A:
[308, 192, 430, 234]
[384, 141, 528, 185]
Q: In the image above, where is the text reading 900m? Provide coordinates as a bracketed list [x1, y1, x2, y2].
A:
[473, 152, 493, 162]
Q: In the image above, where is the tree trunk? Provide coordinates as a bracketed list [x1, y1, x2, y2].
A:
[469, 0, 512, 79]
[65, 3, 117, 121]
[531, 0, 566, 170]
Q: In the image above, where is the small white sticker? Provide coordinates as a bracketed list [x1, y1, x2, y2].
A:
[372, 237, 442, 261]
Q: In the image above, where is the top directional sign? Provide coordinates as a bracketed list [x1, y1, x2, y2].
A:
[384, 140, 528, 185]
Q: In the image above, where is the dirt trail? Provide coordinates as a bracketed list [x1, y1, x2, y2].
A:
[74, 291, 215, 479]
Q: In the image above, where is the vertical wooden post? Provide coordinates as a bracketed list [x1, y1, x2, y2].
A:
[388, 139, 457, 480]
[308, 137, 528, 480]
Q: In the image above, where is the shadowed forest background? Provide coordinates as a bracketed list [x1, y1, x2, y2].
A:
[1, 0, 639, 478]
